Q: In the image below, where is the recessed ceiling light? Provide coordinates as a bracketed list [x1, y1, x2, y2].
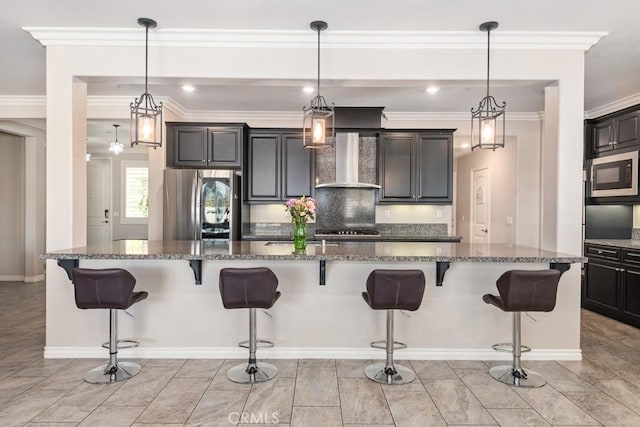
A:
[426, 86, 440, 94]
[182, 85, 195, 92]
[303, 86, 315, 94]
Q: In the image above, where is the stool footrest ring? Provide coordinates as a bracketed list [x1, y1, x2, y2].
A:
[101, 339, 139, 350]
[370, 340, 407, 350]
[238, 339, 274, 350]
[491, 342, 531, 353]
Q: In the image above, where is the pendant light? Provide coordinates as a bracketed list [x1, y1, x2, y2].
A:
[108, 124, 124, 155]
[130, 18, 163, 149]
[471, 21, 506, 151]
[303, 20, 335, 149]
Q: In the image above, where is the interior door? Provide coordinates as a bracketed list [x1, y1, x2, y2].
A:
[471, 167, 490, 243]
[87, 158, 111, 245]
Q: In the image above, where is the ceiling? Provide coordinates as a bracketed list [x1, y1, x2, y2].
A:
[2, 0, 640, 144]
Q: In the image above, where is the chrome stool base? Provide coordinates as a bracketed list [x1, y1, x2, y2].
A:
[489, 365, 546, 387]
[84, 361, 142, 384]
[364, 362, 416, 385]
[227, 361, 278, 384]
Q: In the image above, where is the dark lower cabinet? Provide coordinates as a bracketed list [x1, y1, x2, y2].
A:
[584, 259, 620, 313]
[622, 264, 640, 323]
[584, 244, 640, 328]
[246, 130, 314, 203]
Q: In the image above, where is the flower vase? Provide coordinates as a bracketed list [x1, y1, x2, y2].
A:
[293, 221, 307, 250]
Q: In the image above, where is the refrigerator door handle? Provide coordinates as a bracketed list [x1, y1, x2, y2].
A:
[193, 171, 202, 240]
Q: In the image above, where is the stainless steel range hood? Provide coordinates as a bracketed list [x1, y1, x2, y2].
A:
[316, 133, 380, 189]
[315, 107, 383, 189]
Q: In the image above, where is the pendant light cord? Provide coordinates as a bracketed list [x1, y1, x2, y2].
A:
[316, 27, 321, 96]
[486, 27, 491, 100]
[144, 23, 149, 109]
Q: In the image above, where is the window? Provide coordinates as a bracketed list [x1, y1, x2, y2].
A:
[121, 161, 149, 224]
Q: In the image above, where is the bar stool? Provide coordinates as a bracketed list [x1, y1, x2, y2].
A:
[219, 267, 280, 384]
[483, 269, 561, 387]
[362, 269, 426, 385]
[72, 268, 148, 384]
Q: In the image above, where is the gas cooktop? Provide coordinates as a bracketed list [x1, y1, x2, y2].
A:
[315, 229, 380, 236]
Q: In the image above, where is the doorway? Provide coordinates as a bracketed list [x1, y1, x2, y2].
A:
[87, 157, 111, 245]
[471, 166, 491, 243]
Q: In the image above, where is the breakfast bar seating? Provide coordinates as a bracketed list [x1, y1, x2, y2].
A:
[483, 269, 561, 387]
[219, 267, 281, 383]
[71, 268, 148, 383]
[362, 269, 426, 385]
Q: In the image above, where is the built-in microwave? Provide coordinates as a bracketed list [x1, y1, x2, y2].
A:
[590, 151, 638, 197]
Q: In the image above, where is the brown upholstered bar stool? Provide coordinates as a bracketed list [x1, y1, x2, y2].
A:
[362, 269, 426, 385]
[483, 269, 561, 387]
[219, 267, 280, 384]
[72, 268, 148, 384]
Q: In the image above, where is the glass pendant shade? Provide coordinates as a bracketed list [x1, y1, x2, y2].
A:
[471, 21, 506, 151]
[303, 20, 335, 149]
[108, 124, 124, 155]
[130, 18, 163, 149]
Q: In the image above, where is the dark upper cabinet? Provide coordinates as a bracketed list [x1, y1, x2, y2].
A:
[586, 107, 640, 158]
[248, 133, 281, 201]
[379, 130, 453, 204]
[379, 133, 414, 201]
[282, 134, 314, 199]
[247, 130, 314, 203]
[166, 123, 246, 168]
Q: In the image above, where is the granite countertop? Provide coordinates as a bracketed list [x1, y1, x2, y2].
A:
[43, 240, 583, 263]
[584, 239, 640, 250]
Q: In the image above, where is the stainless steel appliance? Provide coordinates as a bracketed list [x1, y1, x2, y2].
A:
[590, 151, 638, 197]
[164, 169, 241, 240]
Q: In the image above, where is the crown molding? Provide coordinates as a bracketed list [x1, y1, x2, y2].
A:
[385, 111, 541, 122]
[0, 95, 543, 123]
[585, 92, 640, 119]
[24, 27, 606, 51]
[0, 95, 46, 106]
[10, 119, 46, 131]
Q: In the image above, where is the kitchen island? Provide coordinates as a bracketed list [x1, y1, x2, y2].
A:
[43, 240, 584, 361]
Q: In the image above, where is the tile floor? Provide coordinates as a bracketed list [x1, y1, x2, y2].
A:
[1, 281, 640, 426]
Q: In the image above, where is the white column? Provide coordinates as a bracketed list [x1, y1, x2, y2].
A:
[46, 48, 88, 250]
[541, 85, 560, 250]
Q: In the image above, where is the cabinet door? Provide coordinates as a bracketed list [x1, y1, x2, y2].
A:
[379, 133, 415, 201]
[207, 127, 242, 168]
[590, 120, 614, 155]
[584, 260, 620, 313]
[613, 111, 640, 149]
[282, 133, 314, 199]
[171, 126, 207, 167]
[247, 134, 281, 201]
[416, 134, 452, 203]
[622, 263, 640, 323]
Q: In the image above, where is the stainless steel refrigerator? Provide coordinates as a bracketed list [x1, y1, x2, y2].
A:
[164, 169, 241, 241]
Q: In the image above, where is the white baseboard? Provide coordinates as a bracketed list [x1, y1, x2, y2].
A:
[0, 274, 45, 282]
[44, 346, 582, 361]
[0, 275, 25, 282]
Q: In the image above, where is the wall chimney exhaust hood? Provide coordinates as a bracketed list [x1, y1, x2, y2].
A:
[315, 107, 384, 189]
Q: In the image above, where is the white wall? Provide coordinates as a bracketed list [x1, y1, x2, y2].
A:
[0, 131, 25, 279]
[0, 121, 46, 282]
[456, 137, 518, 244]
